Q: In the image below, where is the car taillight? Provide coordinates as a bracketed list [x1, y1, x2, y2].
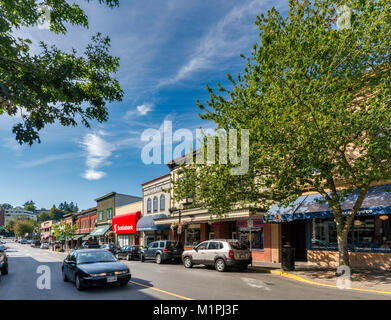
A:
[228, 250, 234, 258]
[162, 248, 167, 253]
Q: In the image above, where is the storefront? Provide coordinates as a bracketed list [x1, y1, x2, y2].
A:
[89, 224, 111, 245]
[112, 211, 141, 247]
[267, 184, 391, 269]
[136, 213, 170, 246]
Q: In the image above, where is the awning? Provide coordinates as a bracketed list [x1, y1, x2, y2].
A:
[89, 224, 111, 237]
[82, 235, 92, 240]
[72, 234, 85, 240]
[136, 214, 170, 231]
[266, 184, 391, 222]
[112, 211, 140, 234]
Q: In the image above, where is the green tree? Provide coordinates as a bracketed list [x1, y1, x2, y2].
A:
[49, 207, 64, 221]
[14, 219, 35, 237]
[52, 221, 77, 242]
[172, 0, 391, 267]
[0, 203, 12, 210]
[23, 200, 36, 212]
[0, 0, 123, 145]
[37, 211, 50, 223]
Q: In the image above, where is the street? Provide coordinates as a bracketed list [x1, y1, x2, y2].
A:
[0, 241, 390, 300]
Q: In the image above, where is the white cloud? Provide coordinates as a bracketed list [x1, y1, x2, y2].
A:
[80, 132, 114, 180]
[123, 103, 154, 119]
[18, 152, 79, 168]
[158, 0, 273, 87]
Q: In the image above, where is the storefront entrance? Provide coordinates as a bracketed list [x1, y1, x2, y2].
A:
[282, 220, 307, 261]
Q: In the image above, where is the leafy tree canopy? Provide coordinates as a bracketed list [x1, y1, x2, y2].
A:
[0, 0, 123, 145]
[172, 0, 391, 266]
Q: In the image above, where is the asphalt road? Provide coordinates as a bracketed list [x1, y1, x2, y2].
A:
[0, 241, 390, 300]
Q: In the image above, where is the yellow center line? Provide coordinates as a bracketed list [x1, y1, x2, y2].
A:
[129, 280, 194, 300]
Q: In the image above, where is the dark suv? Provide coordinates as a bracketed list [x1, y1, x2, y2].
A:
[0, 245, 8, 275]
[140, 240, 184, 264]
[100, 243, 118, 254]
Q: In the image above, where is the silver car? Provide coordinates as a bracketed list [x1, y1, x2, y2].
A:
[182, 239, 252, 272]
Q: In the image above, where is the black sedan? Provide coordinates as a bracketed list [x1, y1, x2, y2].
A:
[115, 245, 142, 261]
[62, 249, 131, 290]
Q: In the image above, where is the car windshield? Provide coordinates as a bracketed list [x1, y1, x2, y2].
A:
[76, 251, 117, 264]
[229, 241, 248, 250]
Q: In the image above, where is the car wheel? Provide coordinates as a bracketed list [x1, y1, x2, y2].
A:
[1, 265, 8, 275]
[115, 254, 120, 260]
[155, 254, 162, 264]
[140, 254, 145, 262]
[215, 258, 226, 272]
[183, 256, 193, 268]
[126, 254, 130, 261]
[75, 274, 84, 291]
[62, 268, 68, 282]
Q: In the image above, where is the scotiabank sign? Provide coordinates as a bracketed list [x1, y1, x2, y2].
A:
[112, 211, 141, 234]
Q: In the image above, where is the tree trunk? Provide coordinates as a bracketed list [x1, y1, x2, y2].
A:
[337, 231, 349, 266]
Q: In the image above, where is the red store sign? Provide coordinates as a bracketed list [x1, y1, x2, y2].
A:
[112, 211, 141, 234]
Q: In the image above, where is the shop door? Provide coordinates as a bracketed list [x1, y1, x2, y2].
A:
[281, 220, 307, 261]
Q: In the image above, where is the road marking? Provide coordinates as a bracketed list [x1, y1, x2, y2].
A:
[129, 280, 194, 300]
[241, 277, 271, 291]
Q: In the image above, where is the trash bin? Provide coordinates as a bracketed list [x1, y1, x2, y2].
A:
[281, 246, 295, 271]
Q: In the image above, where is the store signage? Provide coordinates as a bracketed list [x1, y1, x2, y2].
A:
[112, 211, 141, 234]
[237, 219, 263, 228]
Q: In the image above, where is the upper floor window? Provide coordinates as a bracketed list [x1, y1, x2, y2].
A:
[98, 211, 103, 221]
[153, 197, 158, 212]
[147, 198, 151, 213]
[160, 195, 165, 211]
[106, 208, 113, 219]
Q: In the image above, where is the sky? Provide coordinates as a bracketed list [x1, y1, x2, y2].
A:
[1, 0, 289, 211]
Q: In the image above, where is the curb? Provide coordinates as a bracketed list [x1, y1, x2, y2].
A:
[249, 266, 391, 295]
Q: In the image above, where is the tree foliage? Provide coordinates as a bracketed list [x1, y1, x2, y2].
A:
[23, 200, 36, 212]
[14, 219, 35, 237]
[0, 0, 123, 145]
[52, 221, 76, 241]
[172, 0, 391, 266]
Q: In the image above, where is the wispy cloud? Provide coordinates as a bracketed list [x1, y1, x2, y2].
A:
[123, 103, 154, 119]
[158, 0, 272, 87]
[17, 152, 79, 168]
[80, 132, 114, 180]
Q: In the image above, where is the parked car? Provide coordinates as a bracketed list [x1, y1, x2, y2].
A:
[31, 240, 41, 248]
[40, 243, 49, 249]
[140, 240, 184, 264]
[0, 245, 8, 275]
[182, 239, 252, 272]
[26, 239, 33, 244]
[79, 241, 100, 249]
[62, 249, 131, 290]
[115, 245, 142, 261]
[20, 239, 27, 244]
[100, 243, 118, 254]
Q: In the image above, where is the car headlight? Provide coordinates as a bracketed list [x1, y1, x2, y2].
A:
[114, 270, 129, 275]
[90, 272, 107, 277]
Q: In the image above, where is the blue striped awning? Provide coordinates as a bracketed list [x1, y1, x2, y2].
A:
[136, 214, 170, 231]
[265, 184, 391, 222]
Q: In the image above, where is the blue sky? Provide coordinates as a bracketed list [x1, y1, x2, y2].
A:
[1, 0, 289, 210]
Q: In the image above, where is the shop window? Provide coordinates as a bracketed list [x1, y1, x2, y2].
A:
[160, 195, 165, 211]
[153, 197, 158, 212]
[237, 226, 264, 250]
[185, 228, 200, 246]
[147, 198, 151, 213]
[106, 208, 113, 219]
[209, 232, 215, 240]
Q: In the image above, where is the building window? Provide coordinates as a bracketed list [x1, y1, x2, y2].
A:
[311, 218, 353, 250]
[98, 211, 103, 221]
[160, 195, 165, 211]
[106, 208, 113, 219]
[185, 228, 200, 246]
[147, 198, 151, 213]
[237, 224, 264, 250]
[153, 197, 158, 212]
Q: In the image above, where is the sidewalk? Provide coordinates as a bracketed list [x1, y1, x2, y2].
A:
[249, 261, 391, 294]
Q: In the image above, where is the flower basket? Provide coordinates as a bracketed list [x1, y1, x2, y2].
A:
[170, 222, 178, 231]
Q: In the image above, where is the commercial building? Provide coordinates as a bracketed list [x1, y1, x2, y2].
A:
[4, 207, 36, 222]
[113, 201, 142, 247]
[138, 174, 171, 246]
[40, 220, 55, 243]
[91, 192, 141, 245]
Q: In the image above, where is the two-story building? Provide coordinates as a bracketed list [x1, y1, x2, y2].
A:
[137, 174, 171, 246]
[73, 207, 98, 247]
[113, 201, 142, 247]
[40, 220, 55, 244]
[91, 192, 141, 245]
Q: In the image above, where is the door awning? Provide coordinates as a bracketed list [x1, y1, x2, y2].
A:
[266, 184, 391, 222]
[72, 234, 85, 240]
[136, 214, 170, 231]
[90, 224, 111, 236]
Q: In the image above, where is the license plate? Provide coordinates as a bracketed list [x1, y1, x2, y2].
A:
[240, 254, 247, 258]
[107, 276, 117, 283]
